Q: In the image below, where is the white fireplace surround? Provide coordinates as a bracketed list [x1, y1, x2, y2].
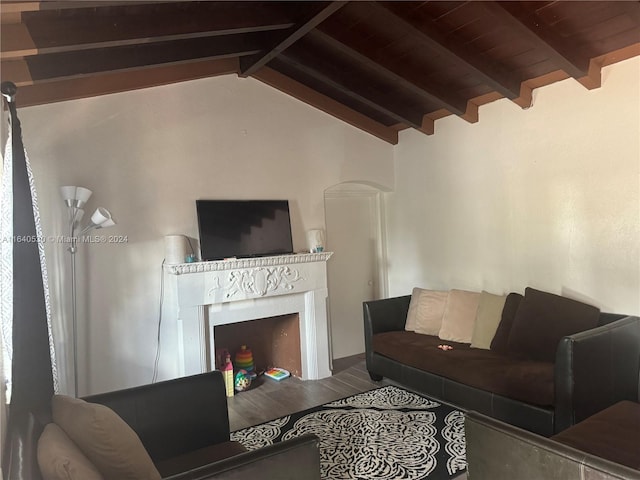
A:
[165, 252, 333, 380]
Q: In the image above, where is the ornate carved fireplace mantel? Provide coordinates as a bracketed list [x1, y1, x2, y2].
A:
[165, 252, 333, 380]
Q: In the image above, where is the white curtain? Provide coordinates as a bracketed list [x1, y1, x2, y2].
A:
[0, 126, 14, 407]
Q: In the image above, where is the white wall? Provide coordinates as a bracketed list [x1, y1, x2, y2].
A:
[386, 57, 640, 316]
[18, 75, 394, 395]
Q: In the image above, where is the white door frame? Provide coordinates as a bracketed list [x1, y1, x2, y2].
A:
[324, 183, 389, 360]
[324, 183, 388, 299]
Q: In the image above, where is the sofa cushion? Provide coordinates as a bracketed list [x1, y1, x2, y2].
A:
[490, 292, 523, 353]
[52, 395, 161, 480]
[405, 288, 420, 331]
[507, 288, 600, 362]
[471, 291, 507, 350]
[155, 441, 247, 477]
[372, 331, 554, 406]
[552, 401, 640, 470]
[438, 289, 480, 344]
[405, 288, 448, 334]
[405, 288, 449, 335]
[37, 423, 105, 480]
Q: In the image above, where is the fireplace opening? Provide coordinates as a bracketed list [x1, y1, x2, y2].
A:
[214, 314, 302, 378]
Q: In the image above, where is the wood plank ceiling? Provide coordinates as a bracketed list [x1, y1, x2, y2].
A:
[2, 1, 639, 144]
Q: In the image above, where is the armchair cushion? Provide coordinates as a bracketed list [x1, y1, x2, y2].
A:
[37, 423, 104, 480]
[551, 401, 640, 470]
[155, 441, 247, 478]
[52, 395, 161, 480]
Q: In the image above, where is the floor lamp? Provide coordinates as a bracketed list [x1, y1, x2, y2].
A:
[61, 186, 115, 397]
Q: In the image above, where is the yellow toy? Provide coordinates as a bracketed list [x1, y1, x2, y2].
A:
[220, 349, 234, 397]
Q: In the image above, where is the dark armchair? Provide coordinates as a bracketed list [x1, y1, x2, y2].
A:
[23, 371, 321, 480]
[465, 408, 640, 480]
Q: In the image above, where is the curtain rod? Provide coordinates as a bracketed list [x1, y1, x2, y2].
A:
[1, 81, 17, 104]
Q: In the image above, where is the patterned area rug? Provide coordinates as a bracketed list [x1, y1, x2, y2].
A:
[231, 385, 466, 479]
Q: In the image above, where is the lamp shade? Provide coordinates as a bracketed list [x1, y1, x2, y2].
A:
[60, 186, 93, 207]
[99, 218, 116, 228]
[90, 207, 112, 226]
[60, 186, 77, 202]
[165, 235, 187, 264]
[75, 187, 92, 205]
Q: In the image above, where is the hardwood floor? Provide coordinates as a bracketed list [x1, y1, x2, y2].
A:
[227, 354, 468, 480]
[227, 354, 394, 431]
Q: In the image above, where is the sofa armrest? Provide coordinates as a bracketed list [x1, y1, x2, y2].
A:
[363, 295, 410, 369]
[465, 411, 640, 480]
[162, 434, 321, 480]
[554, 315, 640, 433]
[84, 371, 230, 462]
[363, 295, 410, 337]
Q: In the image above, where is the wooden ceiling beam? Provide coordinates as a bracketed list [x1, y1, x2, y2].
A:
[1, 23, 37, 59]
[275, 53, 426, 131]
[1, 59, 32, 86]
[239, 1, 347, 77]
[1, 1, 170, 14]
[484, 2, 593, 85]
[2, 25, 293, 60]
[11, 57, 239, 108]
[9, 32, 271, 84]
[312, 29, 466, 117]
[252, 66, 398, 144]
[6, 3, 294, 59]
[376, 2, 522, 102]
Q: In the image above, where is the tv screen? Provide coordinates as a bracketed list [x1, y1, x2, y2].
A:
[196, 200, 294, 261]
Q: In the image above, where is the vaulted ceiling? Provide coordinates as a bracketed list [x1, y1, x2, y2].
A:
[2, 1, 639, 144]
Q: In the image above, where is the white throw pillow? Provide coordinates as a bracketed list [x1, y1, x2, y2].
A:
[415, 290, 449, 335]
[470, 291, 507, 349]
[405, 288, 448, 335]
[438, 289, 481, 343]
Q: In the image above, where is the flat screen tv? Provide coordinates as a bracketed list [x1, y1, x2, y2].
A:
[196, 200, 294, 261]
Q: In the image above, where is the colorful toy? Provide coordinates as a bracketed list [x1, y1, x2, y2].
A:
[234, 369, 252, 392]
[234, 345, 255, 373]
[264, 367, 290, 381]
[218, 349, 234, 397]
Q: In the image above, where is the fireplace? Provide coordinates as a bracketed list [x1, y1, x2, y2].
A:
[214, 314, 302, 377]
[164, 252, 333, 380]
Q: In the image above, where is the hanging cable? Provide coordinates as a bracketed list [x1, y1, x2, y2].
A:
[152, 259, 165, 383]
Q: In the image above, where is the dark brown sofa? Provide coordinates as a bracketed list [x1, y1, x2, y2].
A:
[17, 371, 320, 480]
[364, 290, 640, 436]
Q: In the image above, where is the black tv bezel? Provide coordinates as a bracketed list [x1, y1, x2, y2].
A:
[196, 199, 294, 261]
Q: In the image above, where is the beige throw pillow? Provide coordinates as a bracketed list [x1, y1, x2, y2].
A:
[38, 423, 105, 480]
[405, 287, 423, 331]
[471, 291, 507, 349]
[414, 290, 449, 335]
[438, 289, 480, 343]
[405, 288, 449, 335]
[52, 395, 161, 480]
